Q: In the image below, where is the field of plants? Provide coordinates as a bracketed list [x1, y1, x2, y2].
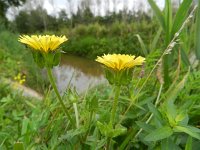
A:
[0, 0, 200, 149]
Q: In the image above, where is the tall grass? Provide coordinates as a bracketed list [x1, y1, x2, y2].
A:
[148, 0, 193, 86]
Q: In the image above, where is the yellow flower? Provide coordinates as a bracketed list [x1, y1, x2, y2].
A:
[96, 54, 145, 71]
[14, 73, 26, 85]
[18, 35, 68, 53]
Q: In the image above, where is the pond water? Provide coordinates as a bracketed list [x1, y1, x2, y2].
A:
[53, 55, 106, 93]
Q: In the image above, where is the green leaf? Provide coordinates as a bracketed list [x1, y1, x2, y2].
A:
[147, 102, 164, 124]
[21, 118, 29, 135]
[144, 126, 173, 141]
[185, 136, 192, 150]
[150, 27, 162, 51]
[165, 60, 190, 103]
[13, 142, 24, 150]
[164, 68, 190, 102]
[89, 94, 98, 112]
[174, 126, 200, 140]
[180, 47, 191, 67]
[196, 0, 200, 59]
[60, 128, 85, 141]
[32, 51, 45, 68]
[148, 0, 166, 30]
[164, 0, 172, 41]
[163, 70, 190, 126]
[97, 122, 127, 138]
[171, 0, 193, 36]
[135, 34, 148, 56]
[53, 52, 61, 66]
[161, 138, 182, 150]
[113, 124, 127, 138]
[136, 121, 155, 132]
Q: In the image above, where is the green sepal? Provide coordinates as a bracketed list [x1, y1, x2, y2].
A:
[43, 52, 61, 68]
[32, 51, 45, 68]
[97, 121, 127, 138]
[120, 69, 133, 85]
[104, 68, 133, 86]
[53, 52, 61, 66]
[31, 51, 61, 68]
[104, 68, 115, 85]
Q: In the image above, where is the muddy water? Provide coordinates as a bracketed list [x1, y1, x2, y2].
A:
[53, 55, 106, 93]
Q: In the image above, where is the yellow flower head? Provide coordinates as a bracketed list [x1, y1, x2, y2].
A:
[14, 73, 26, 85]
[18, 35, 68, 53]
[96, 54, 145, 71]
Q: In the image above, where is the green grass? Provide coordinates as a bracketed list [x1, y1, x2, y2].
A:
[0, 30, 48, 92]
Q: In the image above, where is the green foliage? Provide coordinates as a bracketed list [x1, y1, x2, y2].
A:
[15, 7, 59, 33]
[62, 21, 157, 58]
[148, 0, 194, 86]
[196, 0, 200, 59]
[0, 30, 47, 92]
[0, 1, 199, 149]
[144, 126, 173, 141]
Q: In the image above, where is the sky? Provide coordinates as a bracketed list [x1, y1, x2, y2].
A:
[7, 0, 166, 20]
[43, 0, 165, 16]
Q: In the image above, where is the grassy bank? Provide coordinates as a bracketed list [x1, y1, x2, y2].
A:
[0, 30, 48, 92]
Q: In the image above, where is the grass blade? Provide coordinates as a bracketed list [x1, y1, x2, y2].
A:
[196, 0, 200, 59]
[135, 34, 148, 56]
[148, 0, 166, 30]
[164, 0, 173, 42]
[185, 136, 192, 150]
[171, 0, 193, 36]
[150, 27, 162, 51]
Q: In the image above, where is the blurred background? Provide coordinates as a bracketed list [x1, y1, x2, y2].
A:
[0, 0, 198, 93]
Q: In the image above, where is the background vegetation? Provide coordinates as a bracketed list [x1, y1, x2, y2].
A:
[0, 0, 200, 149]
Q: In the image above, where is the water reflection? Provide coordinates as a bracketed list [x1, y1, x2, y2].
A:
[53, 55, 106, 93]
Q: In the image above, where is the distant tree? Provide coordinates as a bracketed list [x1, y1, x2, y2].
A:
[82, 7, 94, 24]
[67, 0, 74, 28]
[0, 0, 26, 19]
[112, 0, 117, 13]
[59, 10, 69, 21]
[14, 6, 59, 33]
[96, 0, 101, 16]
[122, 0, 128, 22]
[104, 0, 110, 14]
[15, 11, 30, 33]
[80, 0, 92, 10]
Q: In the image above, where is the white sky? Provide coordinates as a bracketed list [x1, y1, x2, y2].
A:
[43, 0, 165, 16]
[7, 0, 166, 20]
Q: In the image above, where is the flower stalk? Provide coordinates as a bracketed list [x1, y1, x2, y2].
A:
[73, 102, 79, 128]
[110, 85, 121, 126]
[47, 67, 75, 128]
[107, 85, 121, 149]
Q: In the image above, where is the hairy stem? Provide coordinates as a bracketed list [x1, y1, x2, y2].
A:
[47, 67, 75, 128]
[110, 85, 121, 126]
